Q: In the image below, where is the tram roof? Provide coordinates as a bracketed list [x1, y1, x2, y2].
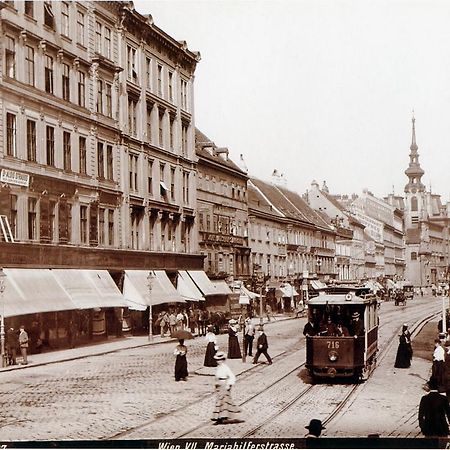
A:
[308, 293, 377, 306]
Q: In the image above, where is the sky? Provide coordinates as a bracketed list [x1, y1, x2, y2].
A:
[134, 0, 450, 201]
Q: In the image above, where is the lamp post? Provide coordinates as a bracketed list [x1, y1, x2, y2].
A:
[0, 268, 6, 367]
[147, 271, 155, 341]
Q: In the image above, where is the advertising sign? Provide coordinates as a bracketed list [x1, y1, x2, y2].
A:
[1, 169, 30, 187]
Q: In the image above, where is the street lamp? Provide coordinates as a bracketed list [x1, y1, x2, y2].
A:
[0, 268, 6, 367]
[147, 271, 156, 341]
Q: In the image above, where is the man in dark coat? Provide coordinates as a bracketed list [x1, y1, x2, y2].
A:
[303, 319, 317, 337]
[253, 326, 272, 365]
[419, 378, 450, 437]
[350, 312, 364, 337]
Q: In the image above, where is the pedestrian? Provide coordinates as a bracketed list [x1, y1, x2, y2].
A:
[253, 325, 272, 365]
[204, 325, 218, 367]
[227, 319, 242, 359]
[432, 338, 446, 392]
[18, 325, 29, 365]
[211, 351, 240, 425]
[394, 323, 413, 369]
[174, 339, 188, 382]
[265, 304, 274, 322]
[244, 317, 255, 357]
[420, 287, 424, 297]
[305, 419, 325, 438]
[418, 377, 450, 437]
[350, 311, 364, 337]
[189, 309, 198, 334]
[5, 327, 17, 365]
[198, 309, 206, 336]
[176, 310, 184, 331]
[168, 311, 177, 335]
[158, 311, 167, 338]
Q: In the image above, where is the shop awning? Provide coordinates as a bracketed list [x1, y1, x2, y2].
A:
[187, 270, 228, 296]
[386, 279, 396, 289]
[280, 282, 299, 297]
[311, 280, 327, 290]
[212, 280, 233, 295]
[241, 285, 260, 299]
[239, 294, 250, 305]
[2, 269, 77, 318]
[177, 271, 204, 302]
[124, 270, 185, 310]
[51, 269, 127, 309]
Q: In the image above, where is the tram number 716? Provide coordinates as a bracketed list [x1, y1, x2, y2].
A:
[327, 341, 340, 349]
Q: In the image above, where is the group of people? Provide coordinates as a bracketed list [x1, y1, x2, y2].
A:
[172, 316, 273, 425]
[5, 325, 30, 366]
[302, 311, 365, 338]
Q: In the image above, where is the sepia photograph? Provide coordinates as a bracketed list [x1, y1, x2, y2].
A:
[1, 0, 450, 448]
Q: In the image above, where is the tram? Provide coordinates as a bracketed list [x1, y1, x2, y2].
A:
[305, 286, 378, 381]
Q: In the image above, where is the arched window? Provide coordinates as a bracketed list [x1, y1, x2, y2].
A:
[411, 252, 417, 260]
[411, 196, 418, 211]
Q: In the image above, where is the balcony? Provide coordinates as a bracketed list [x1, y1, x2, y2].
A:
[287, 244, 308, 253]
[335, 226, 353, 240]
[310, 246, 335, 257]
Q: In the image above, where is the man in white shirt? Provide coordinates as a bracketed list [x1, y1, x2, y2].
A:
[244, 318, 255, 357]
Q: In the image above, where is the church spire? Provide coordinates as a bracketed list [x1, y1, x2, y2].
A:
[404, 113, 425, 193]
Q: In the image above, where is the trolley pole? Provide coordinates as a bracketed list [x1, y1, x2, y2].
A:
[260, 285, 264, 326]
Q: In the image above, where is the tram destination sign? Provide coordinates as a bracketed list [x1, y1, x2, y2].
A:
[1, 169, 30, 187]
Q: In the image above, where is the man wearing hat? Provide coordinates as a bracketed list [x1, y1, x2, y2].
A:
[244, 317, 255, 357]
[305, 419, 325, 438]
[350, 311, 364, 338]
[418, 377, 450, 437]
[253, 326, 272, 365]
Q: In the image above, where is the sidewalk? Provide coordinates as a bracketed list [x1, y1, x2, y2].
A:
[0, 312, 296, 373]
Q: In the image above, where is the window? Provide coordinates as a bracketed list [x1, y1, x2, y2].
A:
[411, 196, 418, 212]
[80, 205, 88, 244]
[25, 1, 34, 17]
[79, 136, 87, 174]
[106, 145, 113, 180]
[95, 21, 102, 54]
[146, 104, 152, 142]
[169, 117, 175, 150]
[170, 167, 175, 201]
[28, 198, 37, 240]
[61, 2, 69, 37]
[147, 160, 153, 195]
[96, 79, 103, 114]
[25, 46, 34, 86]
[127, 45, 137, 82]
[6, 113, 16, 157]
[159, 112, 164, 147]
[183, 171, 189, 204]
[10, 195, 17, 239]
[49, 200, 56, 241]
[97, 142, 104, 178]
[77, 71, 85, 107]
[46, 125, 55, 166]
[44, 55, 54, 94]
[181, 123, 188, 156]
[168, 71, 173, 102]
[128, 98, 137, 136]
[5, 36, 15, 79]
[129, 153, 138, 191]
[146, 57, 151, 89]
[104, 27, 111, 59]
[27, 119, 36, 161]
[63, 131, 71, 171]
[411, 252, 417, 261]
[105, 83, 112, 117]
[62, 63, 70, 101]
[98, 208, 105, 245]
[108, 210, 114, 246]
[181, 79, 188, 110]
[77, 10, 85, 46]
[67, 203, 72, 242]
[157, 64, 163, 96]
[44, 1, 55, 28]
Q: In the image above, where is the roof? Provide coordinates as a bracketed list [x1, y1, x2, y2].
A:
[322, 191, 347, 213]
[248, 182, 284, 219]
[250, 178, 333, 231]
[195, 129, 247, 177]
[308, 293, 374, 306]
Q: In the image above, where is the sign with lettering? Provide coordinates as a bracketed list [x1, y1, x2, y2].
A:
[1, 169, 29, 187]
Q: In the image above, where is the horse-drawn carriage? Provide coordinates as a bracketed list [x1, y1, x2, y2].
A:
[394, 290, 406, 306]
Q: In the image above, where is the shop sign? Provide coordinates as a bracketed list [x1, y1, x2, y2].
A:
[1, 169, 29, 187]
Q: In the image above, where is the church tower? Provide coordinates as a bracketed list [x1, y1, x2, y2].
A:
[404, 115, 426, 229]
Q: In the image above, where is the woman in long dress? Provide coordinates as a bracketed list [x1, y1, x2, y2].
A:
[394, 324, 413, 368]
[204, 325, 218, 367]
[227, 319, 242, 359]
[211, 351, 240, 425]
[174, 339, 188, 382]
